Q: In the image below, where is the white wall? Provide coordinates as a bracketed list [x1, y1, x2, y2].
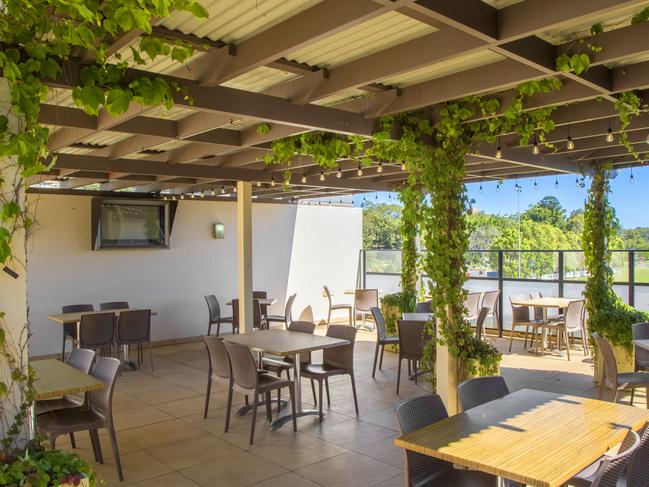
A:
[26, 194, 361, 357]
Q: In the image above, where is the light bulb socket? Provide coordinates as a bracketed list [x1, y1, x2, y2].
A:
[301, 175, 307, 184]
[357, 165, 363, 176]
[495, 146, 503, 159]
[377, 162, 383, 173]
[319, 172, 325, 181]
[337, 167, 342, 178]
[567, 136, 575, 150]
[532, 142, 540, 155]
[606, 128, 614, 143]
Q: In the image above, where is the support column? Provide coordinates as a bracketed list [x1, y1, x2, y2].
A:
[436, 334, 460, 415]
[237, 181, 253, 333]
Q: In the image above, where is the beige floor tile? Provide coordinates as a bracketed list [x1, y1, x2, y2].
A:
[94, 450, 174, 485]
[250, 433, 348, 469]
[119, 418, 205, 449]
[114, 405, 173, 431]
[145, 433, 243, 469]
[130, 472, 200, 486]
[58, 431, 141, 461]
[180, 451, 288, 487]
[371, 474, 404, 487]
[296, 451, 400, 487]
[303, 417, 396, 450]
[354, 436, 403, 468]
[129, 384, 201, 405]
[112, 393, 150, 414]
[155, 394, 226, 418]
[251, 472, 320, 486]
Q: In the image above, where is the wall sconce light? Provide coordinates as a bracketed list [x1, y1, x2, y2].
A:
[213, 223, 225, 239]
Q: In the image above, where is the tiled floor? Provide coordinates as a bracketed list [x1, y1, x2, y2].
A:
[52, 329, 642, 486]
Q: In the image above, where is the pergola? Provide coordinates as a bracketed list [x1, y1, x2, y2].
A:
[32, 0, 649, 203]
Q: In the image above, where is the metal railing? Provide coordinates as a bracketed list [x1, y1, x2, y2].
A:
[360, 249, 649, 334]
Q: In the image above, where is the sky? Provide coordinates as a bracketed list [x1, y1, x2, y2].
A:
[352, 164, 649, 229]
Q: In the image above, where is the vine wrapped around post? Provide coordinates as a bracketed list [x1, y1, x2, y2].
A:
[399, 184, 422, 313]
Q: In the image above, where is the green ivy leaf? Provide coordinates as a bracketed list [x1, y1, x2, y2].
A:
[182, 1, 209, 18]
[104, 89, 133, 115]
[72, 85, 105, 115]
[632, 7, 649, 24]
[556, 54, 571, 73]
[590, 23, 604, 35]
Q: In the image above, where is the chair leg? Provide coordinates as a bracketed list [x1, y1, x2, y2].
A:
[88, 430, 99, 463]
[348, 308, 352, 326]
[225, 385, 233, 432]
[108, 425, 123, 482]
[508, 327, 515, 353]
[350, 373, 359, 415]
[61, 334, 66, 362]
[318, 380, 324, 421]
[413, 361, 418, 385]
[265, 391, 272, 421]
[91, 429, 103, 464]
[379, 346, 385, 370]
[149, 341, 154, 372]
[565, 330, 571, 361]
[288, 384, 297, 432]
[204, 377, 212, 418]
[325, 378, 331, 407]
[69, 432, 76, 449]
[407, 360, 411, 378]
[372, 342, 380, 378]
[207, 323, 212, 336]
[327, 309, 331, 327]
[250, 393, 259, 445]
[630, 388, 635, 406]
[396, 357, 402, 395]
[311, 379, 317, 406]
[523, 325, 530, 349]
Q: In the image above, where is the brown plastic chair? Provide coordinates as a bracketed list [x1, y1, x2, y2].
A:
[79, 312, 117, 357]
[223, 342, 297, 444]
[99, 301, 129, 311]
[301, 325, 358, 420]
[631, 323, 649, 406]
[38, 357, 124, 481]
[594, 332, 649, 406]
[396, 320, 428, 394]
[543, 300, 585, 360]
[475, 307, 490, 341]
[253, 291, 268, 318]
[464, 292, 482, 320]
[415, 301, 433, 314]
[354, 288, 378, 329]
[203, 336, 232, 421]
[61, 304, 94, 361]
[480, 291, 500, 329]
[204, 295, 233, 336]
[267, 293, 296, 329]
[231, 298, 265, 332]
[458, 376, 509, 412]
[117, 309, 153, 371]
[508, 295, 540, 352]
[370, 307, 399, 378]
[324, 285, 352, 326]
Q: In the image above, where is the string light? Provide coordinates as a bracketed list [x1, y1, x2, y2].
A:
[270, 177, 275, 187]
[319, 172, 325, 181]
[337, 166, 342, 178]
[495, 146, 503, 159]
[171, 194, 176, 201]
[200, 190, 205, 198]
[479, 182, 483, 193]
[401, 162, 406, 171]
[555, 176, 560, 190]
[233, 185, 237, 193]
[630, 167, 635, 184]
[210, 187, 215, 196]
[190, 192, 195, 199]
[220, 186, 225, 194]
[163, 195, 167, 200]
[301, 174, 307, 184]
[533, 178, 538, 191]
[515, 183, 522, 193]
[377, 162, 383, 173]
[575, 176, 580, 188]
[257, 181, 262, 187]
[566, 136, 575, 150]
[496, 182, 500, 192]
[532, 139, 540, 155]
[180, 193, 184, 200]
[357, 165, 363, 176]
[606, 127, 614, 143]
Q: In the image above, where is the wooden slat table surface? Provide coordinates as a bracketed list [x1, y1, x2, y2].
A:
[509, 297, 577, 309]
[634, 339, 649, 352]
[32, 359, 105, 401]
[395, 389, 649, 487]
[48, 308, 156, 324]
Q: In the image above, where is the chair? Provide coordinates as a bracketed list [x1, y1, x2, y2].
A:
[396, 320, 428, 394]
[480, 291, 500, 331]
[261, 321, 316, 380]
[38, 357, 124, 481]
[370, 307, 399, 378]
[231, 299, 265, 332]
[204, 295, 233, 337]
[301, 325, 358, 420]
[458, 376, 510, 412]
[60, 304, 94, 361]
[79, 312, 117, 357]
[99, 301, 129, 311]
[415, 301, 433, 314]
[508, 295, 541, 352]
[266, 293, 296, 329]
[253, 291, 268, 318]
[474, 307, 490, 341]
[394, 395, 498, 487]
[464, 292, 482, 320]
[542, 300, 585, 360]
[224, 342, 297, 444]
[593, 333, 649, 407]
[116, 309, 153, 371]
[354, 288, 378, 329]
[297, 305, 314, 322]
[324, 285, 353, 326]
[627, 422, 649, 487]
[203, 335, 232, 420]
[631, 323, 649, 406]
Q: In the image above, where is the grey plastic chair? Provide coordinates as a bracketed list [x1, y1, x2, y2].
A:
[508, 295, 540, 352]
[594, 332, 649, 407]
[464, 292, 482, 320]
[204, 295, 233, 337]
[396, 320, 428, 394]
[267, 293, 296, 329]
[232, 298, 265, 332]
[480, 291, 499, 329]
[394, 394, 498, 487]
[224, 341, 297, 444]
[354, 288, 378, 329]
[458, 376, 510, 412]
[253, 291, 268, 318]
[370, 307, 399, 378]
[415, 301, 433, 314]
[543, 300, 585, 360]
[38, 357, 124, 481]
[324, 285, 352, 326]
[475, 307, 490, 341]
[61, 304, 94, 361]
[203, 335, 232, 422]
[79, 312, 117, 357]
[99, 301, 129, 311]
[631, 323, 649, 406]
[117, 309, 153, 371]
[301, 325, 358, 420]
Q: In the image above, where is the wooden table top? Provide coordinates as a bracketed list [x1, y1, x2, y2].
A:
[48, 308, 156, 324]
[634, 339, 649, 352]
[226, 298, 276, 307]
[32, 359, 105, 401]
[223, 330, 349, 356]
[395, 388, 649, 487]
[510, 297, 578, 309]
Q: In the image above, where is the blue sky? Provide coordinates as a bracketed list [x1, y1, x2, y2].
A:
[353, 165, 648, 229]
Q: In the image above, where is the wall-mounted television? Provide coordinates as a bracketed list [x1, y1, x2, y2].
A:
[91, 198, 177, 250]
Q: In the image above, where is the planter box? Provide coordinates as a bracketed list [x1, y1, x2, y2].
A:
[594, 343, 634, 384]
[59, 476, 89, 487]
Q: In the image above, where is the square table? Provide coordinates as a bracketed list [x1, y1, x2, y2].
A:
[395, 388, 649, 487]
[226, 298, 276, 307]
[634, 339, 649, 353]
[224, 329, 349, 429]
[32, 359, 105, 401]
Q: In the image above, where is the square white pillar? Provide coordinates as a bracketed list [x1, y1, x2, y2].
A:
[237, 181, 253, 333]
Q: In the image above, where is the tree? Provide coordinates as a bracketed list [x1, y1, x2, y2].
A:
[362, 202, 402, 249]
[566, 209, 585, 235]
[523, 196, 567, 230]
[622, 227, 649, 249]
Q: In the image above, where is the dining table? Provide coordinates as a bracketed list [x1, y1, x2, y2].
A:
[395, 388, 649, 487]
[224, 329, 349, 429]
[226, 298, 276, 307]
[32, 358, 105, 401]
[634, 338, 649, 353]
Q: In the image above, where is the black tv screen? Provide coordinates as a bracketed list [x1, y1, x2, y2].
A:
[92, 199, 174, 250]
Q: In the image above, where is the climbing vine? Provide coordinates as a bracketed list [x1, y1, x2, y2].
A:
[398, 183, 422, 312]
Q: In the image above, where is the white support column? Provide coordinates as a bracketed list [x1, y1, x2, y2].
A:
[237, 181, 253, 333]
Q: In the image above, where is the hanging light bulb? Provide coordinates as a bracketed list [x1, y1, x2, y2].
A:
[210, 187, 215, 196]
[233, 185, 237, 193]
[377, 162, 383, 173]
[270, 177, 275, 187]
[200, 190, 205, 198]
[496, 182, 500, 192]
[555, 176, 560, 190]
[180, 193, 185, 200]
[532, 139, 540, 155]
[301, 174, 307, 184]
[257, 181, 262, 187]
[319, 172, 325, 181]
[337, 166, 342, 178]
[357, 165, 363, 176]
[163, 195, 167, 200]
[606, 127, 614, 143]
[479, 181, 483, 193]
[575, 176, 580, 188]
[630, 167, 635, 184]
[401, 162, 406, 171]
[566, 136, 575, 150]
[171, 194, 176, 201]
[220, 186, 225, 194]
[533, 179, 538, 191]
[495, 146, 503, 159]
[190, 192, 195, 199]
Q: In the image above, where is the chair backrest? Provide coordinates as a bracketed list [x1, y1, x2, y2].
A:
[564, 300, 585, 332]
[88, 356, 121, 422]
[203, 335, 231, 380]
[99, 301, 129, 311]
[288, 320, 316, 334]
[204, 295, 222, 322]
[592, 429, 640, 487]
[394, 395, 451, 483]
[355, 289, 378, 313]
[371, 307, 389, 340]
[481, 291, 499, 313]
[397, 320, 426, 360]
[323, 285, 333, 307]
[627, 422, 649, 487]
[79, 312, 116, 348]
[464, 292, 482, 317]
[475, 307, 490, 340]
[323, 325, 356, 371]
[253, 291, 267, 299]
[458, 376, 509, 411]
[632, 323, 649, 369]
[285, 293, 297, 324]
[593, 332, 619, 390]
[223, 342, 258, 391]
[528, 291, 544, 322]
[231, 299, 263, 329]
[117, 309, 151, 343]
[62, 304, 94, 314]
[66, 348, 95, 374]
[510, 295, 530, 324]
[415, 301, 433, 314]
[298, 305, 314, 322]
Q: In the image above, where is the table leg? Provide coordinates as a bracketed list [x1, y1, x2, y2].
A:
[271, 352, 320, 429]
[121, 344, 137, 371]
